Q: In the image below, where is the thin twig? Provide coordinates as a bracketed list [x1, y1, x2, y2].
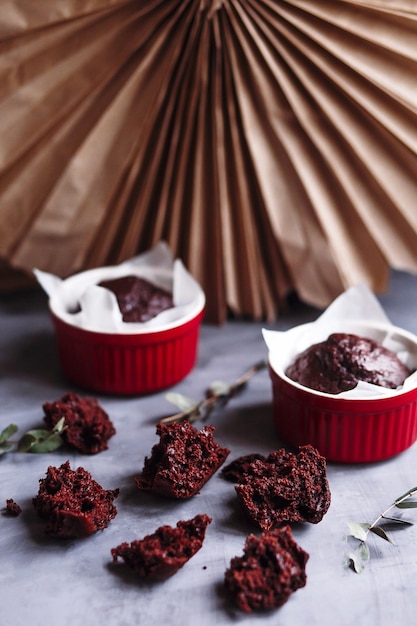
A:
[161, 359, 267, 424]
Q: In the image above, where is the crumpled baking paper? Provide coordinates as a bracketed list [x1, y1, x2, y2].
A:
[263, 283, 417, 398]
[34, 242, 205, 333]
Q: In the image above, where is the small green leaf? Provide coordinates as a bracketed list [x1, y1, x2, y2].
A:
[0, 423, 18, 444]
[348, 542, 370, 573]
[394, 486, 417, 504]
[347, 521, 370, 542]
[349, 555, 365, 574]
[395, 501, 417, 509]
[0, 441, 15, 456]
[52, 417, 66, 433]
[18, 433, 38, 452]
[22, 429, 51, 440]
[357, 541, 370, 561]
[28, 433, 63, 453]
[369, 526, 393, 543]
[382, 516, 413, 526]
[18, 424, 65, 453]
[165, 392, 197, 413]
[207, 381, 231, 397]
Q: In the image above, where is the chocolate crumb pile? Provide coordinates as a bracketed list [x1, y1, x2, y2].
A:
[224, 526, 309, 613]
[111, 514, 212, 580]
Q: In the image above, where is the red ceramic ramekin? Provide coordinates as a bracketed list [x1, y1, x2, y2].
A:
[268, 321, 417, 463]
[48, 267, 205, 395]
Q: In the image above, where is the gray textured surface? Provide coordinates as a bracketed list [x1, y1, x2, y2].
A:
[2, 271, 417, 626]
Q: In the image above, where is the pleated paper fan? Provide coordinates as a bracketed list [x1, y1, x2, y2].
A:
[1, 0, 417, 322]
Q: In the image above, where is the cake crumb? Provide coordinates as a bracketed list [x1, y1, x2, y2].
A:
[4, 499, 22, 517]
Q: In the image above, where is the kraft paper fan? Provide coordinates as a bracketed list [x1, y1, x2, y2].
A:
[1, 0, 417, 322]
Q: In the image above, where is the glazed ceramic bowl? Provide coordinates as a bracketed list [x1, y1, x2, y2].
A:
[267, 320, 417, 463]
[47, 266, 205, 396]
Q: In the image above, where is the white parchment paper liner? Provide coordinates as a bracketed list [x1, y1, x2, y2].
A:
[263, 284, 417, 399]
[34, 242, 205, 333]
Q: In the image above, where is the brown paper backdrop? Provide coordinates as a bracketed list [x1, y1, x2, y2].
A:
[1, 0, 417, 322]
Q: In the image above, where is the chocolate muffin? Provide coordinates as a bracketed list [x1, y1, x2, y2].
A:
[98, 275, 173, 322]
[111, 514, 212, 580]
[285, 332, 411, 394]
[224, 526, 309, 613]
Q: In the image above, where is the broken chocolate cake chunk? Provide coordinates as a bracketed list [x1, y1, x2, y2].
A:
[43, 392, 116, 455]
[135, 421, 230, 498]
[224, 525, 309, 613]
[111, 514, 212, 580]
[33, 461, 119, 538]
[235, 444, 331, 530]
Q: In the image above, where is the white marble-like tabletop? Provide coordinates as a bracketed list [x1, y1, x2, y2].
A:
[2, 271, 417, 626]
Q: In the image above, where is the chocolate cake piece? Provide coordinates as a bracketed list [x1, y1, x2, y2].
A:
[224, 526, 308, 613]
[33, 461, 119, 538]
[235, 445, 330, 530]
[111, 514, 212, 580]
[135, 421, 230, 498]
[285, 332, 411, 394]
[43, 392, 116, 455]
[98, 275, 173, 323]
[221, 453, 266, 483]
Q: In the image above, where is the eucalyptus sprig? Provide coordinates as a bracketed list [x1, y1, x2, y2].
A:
[0, 424, 18, 456]
[161, 359, 267, 424]
[18, 417, 66, 453]
[345, 486, 417, 573]
[0, 418, 66, 456]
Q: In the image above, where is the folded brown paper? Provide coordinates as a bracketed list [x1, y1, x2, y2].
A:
[1, 0, 417, 322]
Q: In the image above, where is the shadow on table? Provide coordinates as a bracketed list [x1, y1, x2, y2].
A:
[214, 401, 283, 452]
[2, 330, 64, 387]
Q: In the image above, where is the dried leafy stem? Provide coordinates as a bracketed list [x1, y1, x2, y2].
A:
[161, 359, 267, 424]
[0, 418, 66, 456]
[346, 486, 417, 573]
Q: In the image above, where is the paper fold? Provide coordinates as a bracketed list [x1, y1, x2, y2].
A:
[2, 2, 417, 322]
